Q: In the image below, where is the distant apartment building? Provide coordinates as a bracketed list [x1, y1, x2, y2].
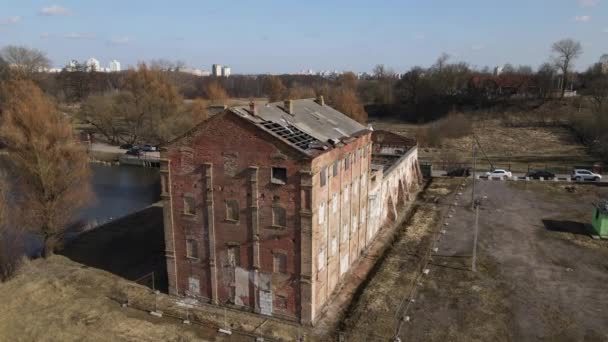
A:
[109, 60, 121, 72]
[85, 57, 101, 72]
[212, 64, 222, 77]
[222, 66, 231, 77]
[159, 97, 421, 324]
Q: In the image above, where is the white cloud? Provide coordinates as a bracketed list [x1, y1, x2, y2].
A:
[40, 5, 72, 16]
[0, 16, 21, 25]
[471, 44, 485, 51]
[109, 36, 131, 45]
[578, 0, 599, 7]
[64, 32, 95, 40]
[573, 15, 591, 22]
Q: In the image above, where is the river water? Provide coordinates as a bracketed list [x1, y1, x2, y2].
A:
[15, 164, 161, 256]
[79, 164, 161, 228]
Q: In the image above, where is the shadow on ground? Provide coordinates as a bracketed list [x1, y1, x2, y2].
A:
[61, 205, 168, 293]
[542, 219, 592, 236]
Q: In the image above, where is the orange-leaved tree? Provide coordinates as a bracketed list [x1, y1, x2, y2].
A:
[0, 79, 92, 257]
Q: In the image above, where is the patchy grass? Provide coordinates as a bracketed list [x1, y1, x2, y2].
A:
[338, 178, 461, 341]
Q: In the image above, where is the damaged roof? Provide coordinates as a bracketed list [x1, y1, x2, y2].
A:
[230, 98, 369, 156]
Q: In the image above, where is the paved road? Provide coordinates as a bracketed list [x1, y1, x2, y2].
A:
[432, 169, 608, 183]
[89, 142, 160, 159]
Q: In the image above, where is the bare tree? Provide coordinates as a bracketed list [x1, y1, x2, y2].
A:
[204, 80, 229, 105]
[0, 79, 92, 257]
[264, 76, 286, 102]
[287, 84, 316, 99]
[433, 53, 450, 72]
[79, 93, 124, 144]
[329, 87, 368, 124]
[0, 45, 50, 76]
[552, 39, 583, 98]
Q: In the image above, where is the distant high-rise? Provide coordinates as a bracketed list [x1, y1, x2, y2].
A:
[222, 66, 231, 77]
[85, 57, 100, 72]
[109, 60, 121, 72]
[212, 64, 222, 77]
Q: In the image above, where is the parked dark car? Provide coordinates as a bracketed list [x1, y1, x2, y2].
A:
[125, 148, 142, 156]
[526, 170, 555, 180]
[446, 167, 471, 177]
[142, 144, 157, 152]
[119, 143, 134, 150]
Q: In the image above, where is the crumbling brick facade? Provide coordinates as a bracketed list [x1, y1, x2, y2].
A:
[160, 100, 421, 324]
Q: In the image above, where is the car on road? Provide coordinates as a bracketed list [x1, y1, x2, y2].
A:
[526, 170, 556, 180]
[485, 169, 512, 179]
[125, 148, 142, 156]
[119, 143, 134, 150]
[142, 144, 157, 152]
[571, 169, 602, 182]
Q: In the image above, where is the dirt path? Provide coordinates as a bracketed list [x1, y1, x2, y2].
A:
[397, 181, 608, 342]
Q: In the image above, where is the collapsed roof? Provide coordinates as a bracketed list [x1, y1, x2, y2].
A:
[230, 98, 369, 156]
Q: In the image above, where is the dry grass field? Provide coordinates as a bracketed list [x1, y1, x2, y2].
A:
[370, 117, 596, 173]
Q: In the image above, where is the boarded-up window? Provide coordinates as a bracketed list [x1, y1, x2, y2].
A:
[345, 154, 350, 170]
[343, 185, 350, 203]
[318, 202, 326, 224]
[331, 237, 338, 256]
[183, 195, 195, 215]
[225, 200, 239, 221]
[333, 160, 339, 176]
[353, 178, 359, 195]
[271, 167, 287, 185]
[186, 239, 199, 259]
[273, 252, 287, 273]
[332, 193, 338, 213]
[272, 206, 287, 227]
[227, 246, 240, 267]
[188, 277, 200, 294]
[341, 223, 349, 242]
[320, 167, 327, 187]
[318, 249, 326, 271]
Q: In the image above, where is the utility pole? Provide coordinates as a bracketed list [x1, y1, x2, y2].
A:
[472, 198, 480, 272]
[471, 141, 476, 210]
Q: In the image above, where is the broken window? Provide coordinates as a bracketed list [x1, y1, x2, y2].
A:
[186, 239, 199, 259]
[271, 167, 288, 185]
[273, 252, 287, 273]
[272, 206, 287, 227]
[320, 167, 327, 187]
[183, 195, 195, 215]
[225, 199, 239, 221]
[333, 160, 339, 176]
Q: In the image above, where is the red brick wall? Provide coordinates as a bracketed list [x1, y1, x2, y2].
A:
[162, 112, 309, 319]
[309, 133, 372, 316]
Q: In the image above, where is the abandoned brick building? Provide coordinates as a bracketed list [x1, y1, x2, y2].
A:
[159, 97, 421, 324]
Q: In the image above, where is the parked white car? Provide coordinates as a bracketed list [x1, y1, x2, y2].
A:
[485, 169, 512, 179]
[571, 169, 602, 182]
